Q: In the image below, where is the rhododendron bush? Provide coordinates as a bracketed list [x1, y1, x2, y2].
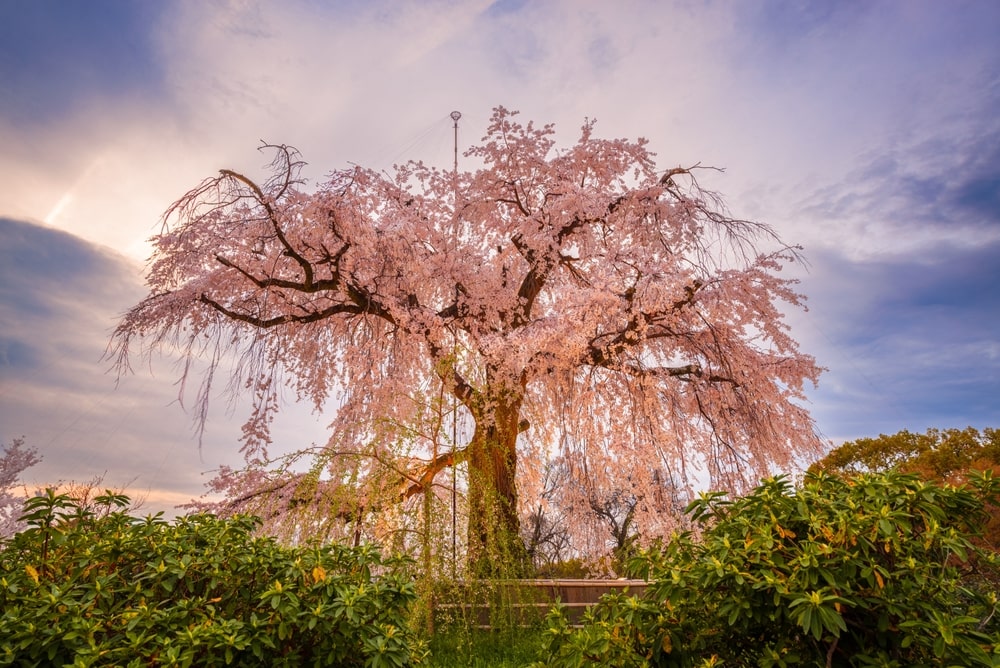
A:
[1, 491, 423, 666]
[533, 472, 1000, 666]
[111, 108, 821, 574]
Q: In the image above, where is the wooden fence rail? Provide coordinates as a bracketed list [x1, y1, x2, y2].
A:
[433, 579, 648, 628]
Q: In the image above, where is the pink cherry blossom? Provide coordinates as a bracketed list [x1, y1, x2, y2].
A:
[111, 108, 822, 574]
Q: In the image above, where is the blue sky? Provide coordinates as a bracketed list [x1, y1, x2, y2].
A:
[1, 0, 998, 514]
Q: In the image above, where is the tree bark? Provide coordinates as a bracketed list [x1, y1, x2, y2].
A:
[465, 394, 530, 577]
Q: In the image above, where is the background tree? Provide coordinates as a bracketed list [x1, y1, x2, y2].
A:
[811, 426, 1000, 481]
[111, 108, 822, 575]
[0, 437, 40, 539]
[812, 426, 1000, 550]
[523, 460, 574, 574]
[532, 448, 688, 575]
[583, 468, 686, 574]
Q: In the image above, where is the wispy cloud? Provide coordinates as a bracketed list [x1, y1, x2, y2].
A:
[0, 218, 329, 514]
[0, 1, 167, 124]
[794, 242, 1000, 441]
[793, 108, 1000, 259]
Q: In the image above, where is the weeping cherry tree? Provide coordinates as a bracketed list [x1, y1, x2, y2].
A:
[110, 108, 822, 575]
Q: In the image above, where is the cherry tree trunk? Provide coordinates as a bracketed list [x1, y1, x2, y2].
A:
[465, 396, 530, 577]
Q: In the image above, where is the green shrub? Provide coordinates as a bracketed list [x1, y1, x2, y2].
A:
[0, 490, 425, 667]
[534, 471, 1000, 667]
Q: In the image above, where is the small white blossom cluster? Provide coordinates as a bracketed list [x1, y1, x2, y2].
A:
[0, 438, 40, 540]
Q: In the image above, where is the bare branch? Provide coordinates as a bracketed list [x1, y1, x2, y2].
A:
[198, 293, 371, 328]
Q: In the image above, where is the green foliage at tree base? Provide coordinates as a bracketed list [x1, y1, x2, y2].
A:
[425, 628, 544, 668]
[0, 490, 426, 667]
[533, 471, 1000, 667]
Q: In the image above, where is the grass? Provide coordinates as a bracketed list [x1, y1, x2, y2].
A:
[424, 627, 545, 667]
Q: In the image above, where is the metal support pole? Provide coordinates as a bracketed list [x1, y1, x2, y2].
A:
[449, 110, 461, 576]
